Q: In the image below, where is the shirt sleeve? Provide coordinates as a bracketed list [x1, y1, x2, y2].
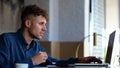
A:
[38, 54, 79, 66]
[56, 57, 79, 66]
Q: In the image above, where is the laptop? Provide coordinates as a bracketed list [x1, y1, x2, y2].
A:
[70, 30, 116, 67]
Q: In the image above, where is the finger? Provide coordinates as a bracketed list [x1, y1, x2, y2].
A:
[42, 59, 46, 63]
[39, 51, 46, 54]
[84, 57, 91, 63]
[96, 58, 102, 63]
[41, 52, 48, 59]
[39, 52, 46, 56]
[43, 52, 48, 58]
[39, 51, 48, 61]
[39, 51, 47, 55]
[42, 57, 47, 63]
[38, 51, 43, 55]
[85, 57, 96, 63]
[92, 57, 102, 63]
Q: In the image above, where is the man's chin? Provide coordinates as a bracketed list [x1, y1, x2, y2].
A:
[34, 37, 42, 40]
[38, 37, 42, 40]
[36, 37, 42, 40]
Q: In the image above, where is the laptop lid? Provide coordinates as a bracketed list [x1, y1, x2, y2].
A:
[105, 30, 116, 64]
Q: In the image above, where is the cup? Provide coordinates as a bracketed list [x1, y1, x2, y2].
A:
[15, 63, 28, 68]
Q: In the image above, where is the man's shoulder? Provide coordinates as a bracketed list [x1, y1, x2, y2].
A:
[0, 32, 17, 39]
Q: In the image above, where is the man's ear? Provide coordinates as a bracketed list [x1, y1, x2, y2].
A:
[25, 19, 31, 28]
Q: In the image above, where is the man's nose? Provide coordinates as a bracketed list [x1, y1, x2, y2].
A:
[43, 26, 47, 31]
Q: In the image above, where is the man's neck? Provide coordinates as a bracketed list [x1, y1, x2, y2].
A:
[21, 28, 33, 46]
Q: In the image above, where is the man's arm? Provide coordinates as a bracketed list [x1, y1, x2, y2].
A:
[0, 34, 33, 68]
[0, 34, 12, 68]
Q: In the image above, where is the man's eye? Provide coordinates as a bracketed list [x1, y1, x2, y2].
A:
[39, 22, 44, 25]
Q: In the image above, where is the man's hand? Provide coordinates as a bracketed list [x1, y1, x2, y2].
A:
[31, 51, 48, 65]
[78, 56, 102, 63]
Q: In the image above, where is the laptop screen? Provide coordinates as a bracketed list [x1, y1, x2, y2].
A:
[105, 30, 116, 64]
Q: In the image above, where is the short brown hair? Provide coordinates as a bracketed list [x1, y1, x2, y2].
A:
[21, 4, 48, 27]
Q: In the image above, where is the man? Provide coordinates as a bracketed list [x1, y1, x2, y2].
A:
[0, 4, 102, 68]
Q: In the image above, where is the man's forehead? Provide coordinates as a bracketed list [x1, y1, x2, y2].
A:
[35, 16, 47, 23]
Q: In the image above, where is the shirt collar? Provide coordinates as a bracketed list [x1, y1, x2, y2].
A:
[16, 29, 36, 47]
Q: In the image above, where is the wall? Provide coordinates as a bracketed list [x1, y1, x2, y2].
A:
[0, 0, 23, 34]
[106, 0, 119, 32]
[49, 0, 85, 41]
[40, 41, 84, 59]
[106, 0, 119, 64]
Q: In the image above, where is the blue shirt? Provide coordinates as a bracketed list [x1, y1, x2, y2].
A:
[0, 29, 78, 68]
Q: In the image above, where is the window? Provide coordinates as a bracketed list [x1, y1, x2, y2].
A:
[88, 0, 120, 64]
[90, 0, 106, 59]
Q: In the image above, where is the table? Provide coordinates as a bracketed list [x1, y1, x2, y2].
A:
[34, 65, 120, 68]
[34, 65, 109, 68]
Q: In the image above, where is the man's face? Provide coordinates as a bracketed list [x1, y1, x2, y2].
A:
[28, 15, 47, 40]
